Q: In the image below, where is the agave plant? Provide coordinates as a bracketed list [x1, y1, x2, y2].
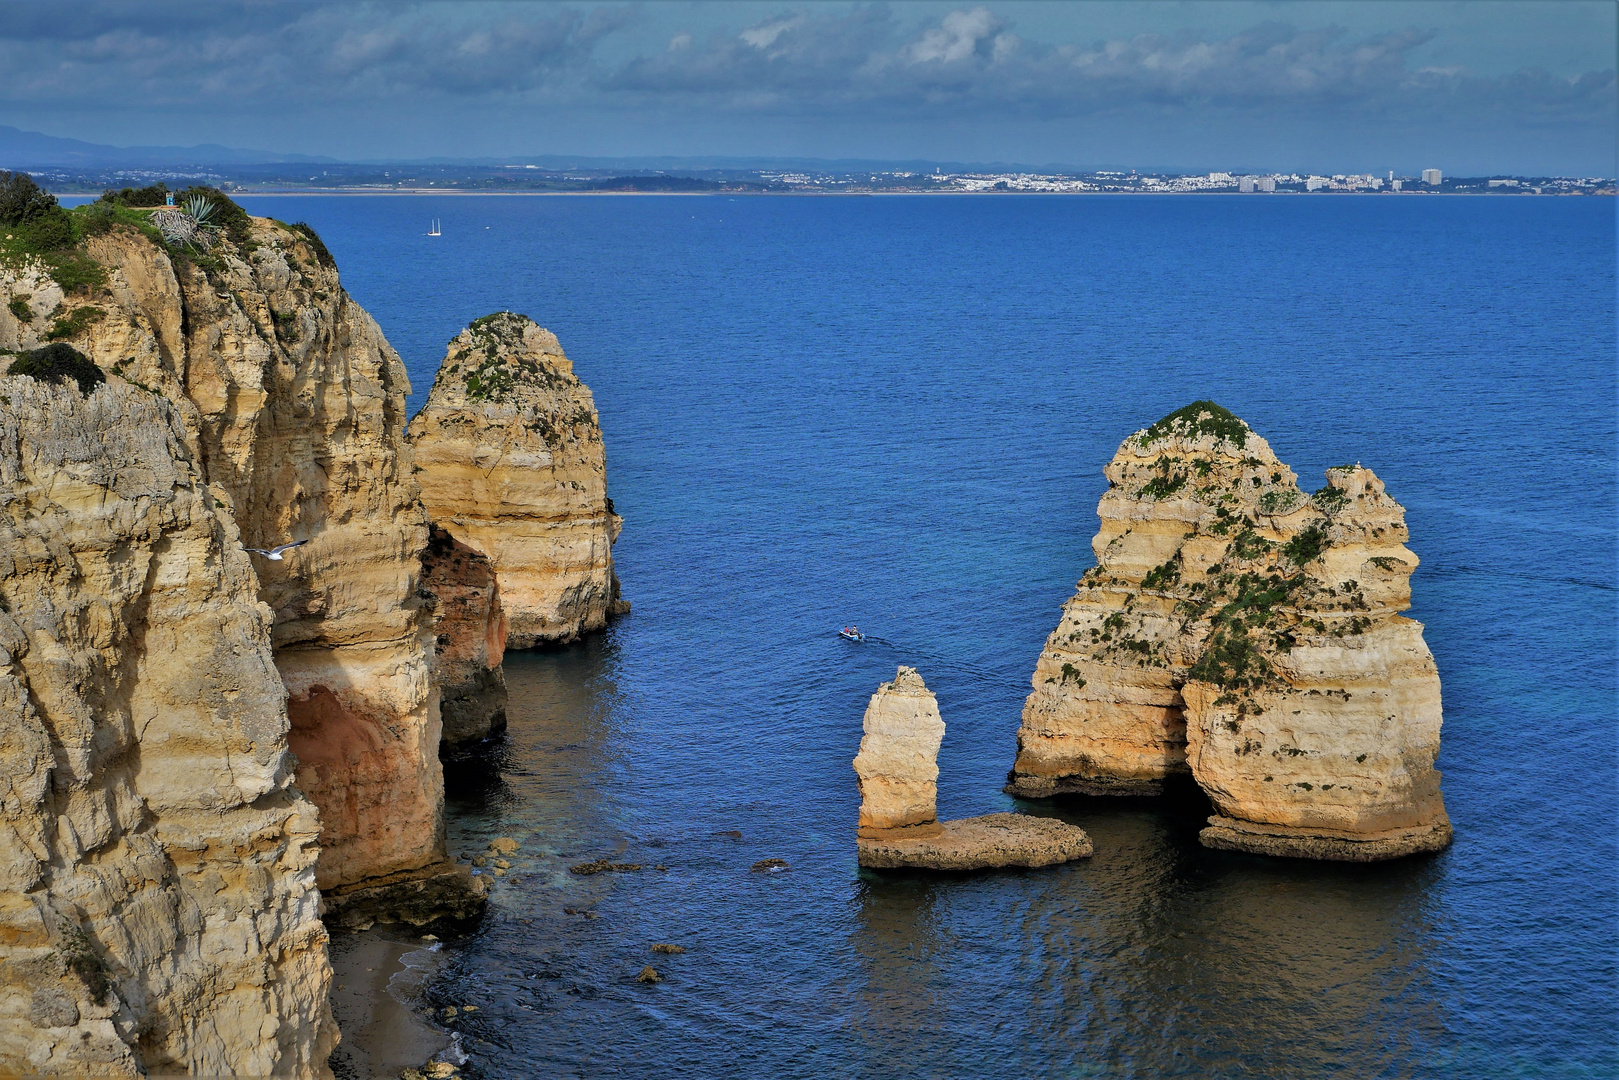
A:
[180, 194, 218, 227]
[153, 195, 221, 251]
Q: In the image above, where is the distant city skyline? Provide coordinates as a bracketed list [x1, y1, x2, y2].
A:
[1, 2, 1613, 175]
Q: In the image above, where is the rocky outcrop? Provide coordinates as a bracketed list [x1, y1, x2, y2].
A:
[0, 207, 477, 911]
[855, 668, 1092, 870]
[0, 377, 336, 1076]
[406, 313, 624, 648]
[852, 666, 945, 836]
[1008, 402, 1451, 860]
[422, 526, 507, 749]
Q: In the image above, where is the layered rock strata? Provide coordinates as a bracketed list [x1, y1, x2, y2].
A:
[407, 312, 624, 648]
[0, 377, 337, 1076]
[855, 668, 1092, 870]
[0, 209, 478, 909]
[422, 525, 508, 749]
[1008, 402, 1451, 860]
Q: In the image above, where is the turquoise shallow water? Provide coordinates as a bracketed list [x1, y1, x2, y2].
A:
[244, 193, 1617, 1079]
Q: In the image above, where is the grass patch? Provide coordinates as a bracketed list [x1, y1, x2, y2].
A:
[7, 295, 30, 321]
[45, 304, 103, 341]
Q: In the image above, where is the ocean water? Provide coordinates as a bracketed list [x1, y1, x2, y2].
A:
[240, 193, 1618, 1079]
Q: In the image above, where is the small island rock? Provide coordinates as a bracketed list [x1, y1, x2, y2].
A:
[854, 667, 1091, 870]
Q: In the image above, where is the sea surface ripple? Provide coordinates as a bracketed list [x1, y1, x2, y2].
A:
[241, 193, 1617, 1080]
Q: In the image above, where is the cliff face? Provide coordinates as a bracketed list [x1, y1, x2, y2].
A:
[0, 378, 335, 1076]
[1009, 403, 1451, 860]
[406, 313, 623, 649]
[422, 526, 508, 748]
[0, 213, 462, 901]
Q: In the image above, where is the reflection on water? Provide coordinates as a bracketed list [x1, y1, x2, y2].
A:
[431, 646, 1465, 1080]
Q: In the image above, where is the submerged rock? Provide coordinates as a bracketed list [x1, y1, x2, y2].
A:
[407, 312, 625, 648]
[422, 525, 508, 749]
[1007, 401, 1451, 861]
[853, 667, 1091, 870]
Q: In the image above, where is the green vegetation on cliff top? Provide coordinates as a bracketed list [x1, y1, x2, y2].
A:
[1139, 400, 1250, 449]
[7, 343, 106, 396]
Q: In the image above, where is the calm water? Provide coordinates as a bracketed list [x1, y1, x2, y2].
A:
[243, 194, 1617, 1079]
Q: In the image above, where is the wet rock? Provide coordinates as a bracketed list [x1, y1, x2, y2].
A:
[651, 944, 686, 954]
[751, 859, 790, 872]
[493, 859, 511, 870]
[636, 966, 661, 984]
[713, 830, 743, 840]
[489, 838, 520, 855]
[569, 859, 642, 876]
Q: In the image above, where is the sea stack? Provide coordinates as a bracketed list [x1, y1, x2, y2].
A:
[407, 313, 625, 648]
[855, 668, 1092, 870]
[1007, 402, 1451, 861]
[422, 526, 509, 749]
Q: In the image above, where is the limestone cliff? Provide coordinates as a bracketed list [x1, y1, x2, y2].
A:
[0, 203, 475, 907]
[1007, 402, 1451, 860]
[422, 526, 508, 749]
[0, 377, 336, 1076]
[406, 313, 624, 648]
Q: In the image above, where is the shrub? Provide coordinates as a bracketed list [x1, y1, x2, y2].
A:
[291, 222, 335, 268]
[46, 305, 104, 341]
[7, 296, 30, 321]
[79, 200, 119, 237]
[7, 343, 105, 395]
[1138, 400, 1250, 449]
[0, 171, 59, 227]
[1312, 484, 1349, 513]
[1282, 524, 1327, 565]
[99, 182, 169, 207]
[1139, 471, 1186, 499]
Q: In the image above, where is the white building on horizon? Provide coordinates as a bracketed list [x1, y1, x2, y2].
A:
[1422, 168, 1443, 185]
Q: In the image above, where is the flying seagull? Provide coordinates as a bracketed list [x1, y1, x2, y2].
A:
[245, 541, 307, 561]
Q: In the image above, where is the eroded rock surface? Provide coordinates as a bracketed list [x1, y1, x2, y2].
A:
[1008, 402, 1451, 860]
[0, 211, 473, 906]
[0, 378, 336, 1077]
[854, 667, 1091, 870]
[407, 313, 624, 648]
[422, 526, 508, 749]
[852, 666, 945, 836]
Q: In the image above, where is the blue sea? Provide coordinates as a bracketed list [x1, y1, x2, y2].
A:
[240, 193, 1617, 1079]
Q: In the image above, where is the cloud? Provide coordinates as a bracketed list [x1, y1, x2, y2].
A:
[0, 1, 1608, 159]
[605, 9, 1614, 124]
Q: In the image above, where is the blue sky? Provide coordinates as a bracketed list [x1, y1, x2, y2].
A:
[3, 1, 1614, 174]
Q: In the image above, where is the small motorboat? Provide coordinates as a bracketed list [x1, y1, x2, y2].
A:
[839, 626, 865, 642]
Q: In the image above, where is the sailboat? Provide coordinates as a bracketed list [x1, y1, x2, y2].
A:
[428, 219, 441, 237]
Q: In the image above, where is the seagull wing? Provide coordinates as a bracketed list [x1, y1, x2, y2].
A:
[268, 540, 308, 556]
[244, 548, 269, 556]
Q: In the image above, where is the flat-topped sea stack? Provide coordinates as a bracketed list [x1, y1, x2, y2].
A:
[422, 525, 509, 749]
[855, 667, 1092, 870]
[407, 312, 625, 648]
[1007, 402, 1451, 861]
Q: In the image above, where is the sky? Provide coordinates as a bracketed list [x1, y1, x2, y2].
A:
[1, 1, 1614, 175]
